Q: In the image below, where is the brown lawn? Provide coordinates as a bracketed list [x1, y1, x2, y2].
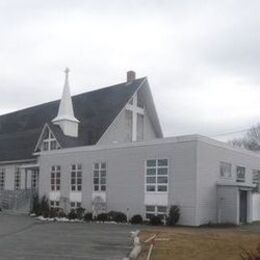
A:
[137, 226, 260, 260]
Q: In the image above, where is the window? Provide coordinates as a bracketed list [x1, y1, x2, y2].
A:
[93, 162, 106, 192]
[42, 128, 59, 151]
[70, 201, 81, 209]
[237, 166, 246, 182]
[220, 162, 232, 178]
[14, 168, 21, 190]
[31, 169, 39, 189]
[145, 159, 168, 192]
[145, 205, 167, 219]
[0, 168, 5, 190]
[71, 164, 82, 191]
[50, 200, 60, 209]
[51, 166, 61, 191]
[252, 169, 260, 192]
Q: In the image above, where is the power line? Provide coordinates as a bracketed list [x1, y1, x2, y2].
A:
[211, 128, 249, 137]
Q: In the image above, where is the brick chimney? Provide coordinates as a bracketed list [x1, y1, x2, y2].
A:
[127, 71, 136, 82]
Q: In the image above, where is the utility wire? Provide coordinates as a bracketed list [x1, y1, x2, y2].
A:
[211, 128, 249, 137]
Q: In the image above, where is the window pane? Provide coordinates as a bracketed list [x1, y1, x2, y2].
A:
[101, 162, 106, 169]
[101, 170, 106, 177]
[94, 170, 99, 177]
[157, 176, 168, 184]
[146, 185, 156, 192]
[94, 163, 99, 169]
[94, 185, 99, 191]
[146, 205, 155, 211]
[147, 160, 156, 167]
[158, 168, 168, 175]
[93, 178, 99, 184]
[100, 178, 106, 184]
[157, 206, 167, 213]
[146, 177, 156, 184]
[158, 159, 168, 166]
[158, 185, 167, 192]
[147, 168, 156, 175]
[101, 185, 106, 191]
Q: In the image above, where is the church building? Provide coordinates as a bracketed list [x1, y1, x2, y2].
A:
[1, 69, 260, 226]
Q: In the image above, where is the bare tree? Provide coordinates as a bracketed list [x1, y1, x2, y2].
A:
[229, 124, 260, 151]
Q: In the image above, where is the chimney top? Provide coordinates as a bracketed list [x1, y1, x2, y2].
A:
[127, 71, 136, 82]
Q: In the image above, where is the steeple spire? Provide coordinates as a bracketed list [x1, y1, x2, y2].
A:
[52, 68, 79, 137]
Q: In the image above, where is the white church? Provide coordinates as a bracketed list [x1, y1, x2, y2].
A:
[1, 69, 260, 226]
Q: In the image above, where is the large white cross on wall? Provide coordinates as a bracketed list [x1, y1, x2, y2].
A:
[126, 94, 144, 142]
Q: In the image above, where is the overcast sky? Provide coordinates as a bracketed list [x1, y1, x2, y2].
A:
[0, 0, 260, 140]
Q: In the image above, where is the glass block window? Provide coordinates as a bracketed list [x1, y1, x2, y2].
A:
[70, 201, 81, 209]
[51, 165, 61, 191]
[71, 164, 82, 191]
[236, 166, 246, 182]
[14, 168, 21, 190]
[0, 168, 5, 190]
[50, 200, 60, 209]
[145, 205, 168, 219]
[93, 162, 106, 192]
[220, 162, 232, 178]
[145, 159, 168, 192]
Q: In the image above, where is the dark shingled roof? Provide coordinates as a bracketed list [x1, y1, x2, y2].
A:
[0, 78, 145, 162]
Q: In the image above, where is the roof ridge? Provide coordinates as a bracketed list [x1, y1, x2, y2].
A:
[0, 77, 146, 118]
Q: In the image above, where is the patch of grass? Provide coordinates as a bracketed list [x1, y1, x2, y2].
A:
[138, 227, 260, 260]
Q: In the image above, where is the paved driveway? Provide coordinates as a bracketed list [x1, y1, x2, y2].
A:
[0, 213, 138, 260]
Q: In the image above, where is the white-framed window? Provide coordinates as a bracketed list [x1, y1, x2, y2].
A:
[50, 200, 60, 209]
[31, 169, 39, 189]
[252, 169, 260, 192]
[70, 201, 81, 209]
[93, 162, 106, 192]
[220, 162, 232, 178]
[236, 166, 246, 182]
[51, 165, 61, 191]
[145, 159, 168, 192]
[145, 205, 168, 219]
[0, 168, 5, 190]
[14, 168, 21, 190]
[42, 128, 59, 151]
[71, 164, 82, 191]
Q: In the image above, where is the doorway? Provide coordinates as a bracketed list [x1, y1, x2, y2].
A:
[239, 190, 247, 223]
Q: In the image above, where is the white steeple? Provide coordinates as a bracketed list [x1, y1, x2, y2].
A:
[52, 68, 80, 137]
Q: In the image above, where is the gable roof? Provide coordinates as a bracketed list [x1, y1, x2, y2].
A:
[0, 77, 145, 162]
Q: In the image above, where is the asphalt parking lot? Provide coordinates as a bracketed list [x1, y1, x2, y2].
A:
[0, 213, 137, 260]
